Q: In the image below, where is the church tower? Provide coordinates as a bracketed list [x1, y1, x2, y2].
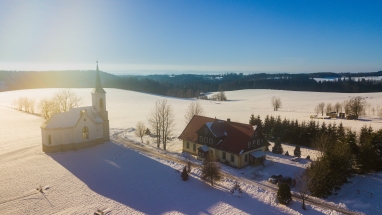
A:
[92, 61, 110, 141]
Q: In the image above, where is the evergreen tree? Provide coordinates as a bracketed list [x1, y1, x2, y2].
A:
[294, 145, 301, 157]
[181, 165, 189, 181]
[249, 114, 256, 125]
[277, 183, 292, 205]
[272, 138, 283, 154]
[201, 153, 222, 186]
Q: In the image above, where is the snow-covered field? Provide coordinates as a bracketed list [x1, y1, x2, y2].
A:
[1, 88, 382, 214]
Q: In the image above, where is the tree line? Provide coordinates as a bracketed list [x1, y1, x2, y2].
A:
[2, 70, 382, 98]
[11, 89, 82, 119]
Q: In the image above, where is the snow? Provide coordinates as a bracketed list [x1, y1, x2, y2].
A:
[250, 150, 266, 158]
[1, 88, 382, 214]
[43, 106, 103, 129]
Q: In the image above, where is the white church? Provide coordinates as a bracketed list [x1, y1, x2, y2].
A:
[40, 62, 110, 153]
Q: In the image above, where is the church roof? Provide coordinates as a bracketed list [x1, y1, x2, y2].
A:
[41, 106, 103, 129]
[92, 61, 106, 94]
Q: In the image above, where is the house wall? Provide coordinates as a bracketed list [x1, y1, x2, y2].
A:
[182, 140, 267, 169]
[182, 140, 201, 155]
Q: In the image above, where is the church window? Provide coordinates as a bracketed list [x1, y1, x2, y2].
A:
[204, 137, 208, 143]
[199, 136, 203, 143]
[248, 142, 251, 148]
[48, 135, 52, 145]
[100, 98, 103, 108]
[257, 139, 260, 145]
[209, 138, 213, 144]
[82, 126, 89, 140]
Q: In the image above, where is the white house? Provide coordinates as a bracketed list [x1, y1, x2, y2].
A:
[40, 62, 110, 152]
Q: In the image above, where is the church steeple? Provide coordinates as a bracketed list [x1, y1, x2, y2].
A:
[93, 61, 106, 93]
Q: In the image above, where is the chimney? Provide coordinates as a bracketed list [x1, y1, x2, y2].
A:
[227, 118, 231, 123]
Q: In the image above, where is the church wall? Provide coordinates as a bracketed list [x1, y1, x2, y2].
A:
[73, 113, 103, 143]
[41, 128, 74, 146]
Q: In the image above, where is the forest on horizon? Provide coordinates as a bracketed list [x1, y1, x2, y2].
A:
[1, 70, 382, 98]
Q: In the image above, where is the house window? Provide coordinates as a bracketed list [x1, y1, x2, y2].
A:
[209, 138, 213, 144]
[186, 142, 189, 149]
[100, 98, 103, 108]
[245, 154, 248, 162]
[193, 143, 196, 152]
[223, 152, 226, 160]
[252, 140, 256, 147]
[231, 154, 235, 162]
[82, 126, 89, 140]
[257, 139, 260, 145]
[204, 137, 208, 143]
[248, 142, 251, 148]
[199, 136, 203, 143]
[48, 135, 52, 145]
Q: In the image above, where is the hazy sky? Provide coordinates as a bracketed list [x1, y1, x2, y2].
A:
[0, 0, 381, 74]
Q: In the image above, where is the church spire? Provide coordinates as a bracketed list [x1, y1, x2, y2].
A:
[93, 61, 106, 93]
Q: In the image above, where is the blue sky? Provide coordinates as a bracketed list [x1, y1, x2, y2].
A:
[0, 0, 381, 74]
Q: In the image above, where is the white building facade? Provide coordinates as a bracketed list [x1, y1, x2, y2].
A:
[40, 62, 110, 152]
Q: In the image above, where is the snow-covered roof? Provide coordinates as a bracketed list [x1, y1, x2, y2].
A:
[198, 145, 209, 152]
[250, 151, 265, 158]
[41, 106, 103, 129]
[205, 121, 226, 138]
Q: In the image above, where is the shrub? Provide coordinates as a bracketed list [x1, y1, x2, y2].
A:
[277, 183, 292, 205]
[181, 166, 188, 181]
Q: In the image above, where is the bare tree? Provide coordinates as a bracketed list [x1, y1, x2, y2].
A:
[348, 96, 367, 119]
[29, 99, 36, 114]
[325, 103, 333, 113]
[210, 91, 227, 101]
[201, 153, 222, 186]
[294, 170, 310, 210]
[378, 108, 382, 119]
[314, 106, 320, 115]
[148, 99, 175, 150]
[343, 100, 351, 115]
[53, 89, 82, 112]
[316, 102, 325, 116]
[148, 100, 162, 148]
[312, 133, 332, 156]
[271, 96, 282, 111]
[135, 121, 146, 143]
[39, 98, 57, 120]
[184, 101, 204, 124]
[159, 99, 175, 150]
[334, 102, 342, 113]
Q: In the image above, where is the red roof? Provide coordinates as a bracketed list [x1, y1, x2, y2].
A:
[179, 115, 266, 154]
